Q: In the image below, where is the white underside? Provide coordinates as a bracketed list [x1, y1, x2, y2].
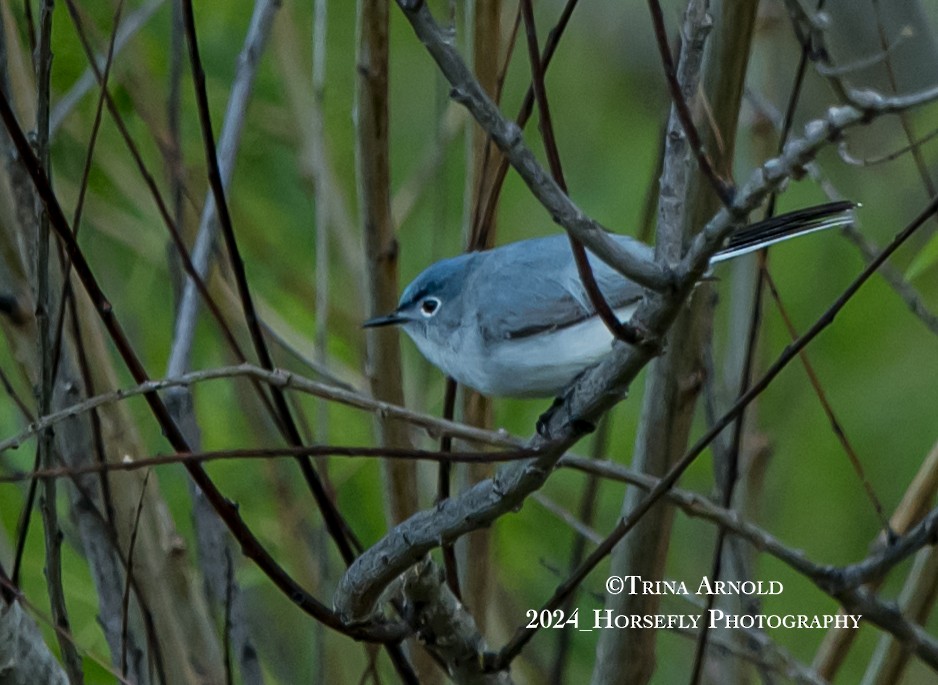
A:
[407, 305, 638, 397]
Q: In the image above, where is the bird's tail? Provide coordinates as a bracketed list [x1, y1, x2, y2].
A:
[712, 200, 856, 263]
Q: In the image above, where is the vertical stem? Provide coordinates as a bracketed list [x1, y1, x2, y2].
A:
[356, 3, 426, 679]
[168, 0, 185, 256]
[311, 2, 329, 683]
[313, 0, 330, 445]
[687, 2, 760, 681]
[591, 1, 738, 683]
[356, 0, 418, 525]
[35, 0, 84, 681]
[457, 0, 501, 635]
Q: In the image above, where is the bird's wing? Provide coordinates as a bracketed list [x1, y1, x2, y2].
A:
[469, 234, 646, 343]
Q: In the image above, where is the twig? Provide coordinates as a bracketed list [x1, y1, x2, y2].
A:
[840, 222, 938, 336]
[531, 493, 602, 545]
[558, 455, 938, 670]
[312, 0, 329, 444]
[0, 363, 518, 455]
[474, 0, 582, 243]
[310, 5, 330, 679]
[549, 417, 609, 685]
[764, 269, 890, 530]
[0, 445, 537, 484]
[53, 0, 124, 535]
[439, 378, 460, 598]
[333, 0, 938, 642]
[356, 0, 419, 531]
[0, 85, 405, 643]
[395, 1, 671, 291]
[693, 7, 816, 675]
[166, 0, 279, 378]
[870, 1, 938, 235]
[61, 0, 258, 400]
[495, 190, 938, 666]
[120, 469, 150, 677]
[164, 5, 276, 683]
[646, 0, 734, 205]
[744, 88, 938, 339]
[34, 1, 85, 680]
[49, 0, 165, 134]
[520, 0, 639, 344]
[591, 2, 715, 681]
[179, 0, 363, 569]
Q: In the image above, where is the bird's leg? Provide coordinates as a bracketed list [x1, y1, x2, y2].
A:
[536, 382, 597, 440]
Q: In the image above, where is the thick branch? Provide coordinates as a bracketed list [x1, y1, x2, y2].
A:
[334, 0, 938, 630]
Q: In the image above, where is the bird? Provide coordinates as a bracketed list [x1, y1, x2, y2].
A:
[364, 201, 854, 398]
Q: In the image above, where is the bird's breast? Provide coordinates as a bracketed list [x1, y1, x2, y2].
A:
[403, 305, 636, 397]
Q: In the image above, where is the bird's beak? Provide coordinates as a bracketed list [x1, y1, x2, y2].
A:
[363, 311, 406, 328]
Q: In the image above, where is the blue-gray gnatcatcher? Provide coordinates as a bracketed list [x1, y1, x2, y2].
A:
[365, 202, 854, 397]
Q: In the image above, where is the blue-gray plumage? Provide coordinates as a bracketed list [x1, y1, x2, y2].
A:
[364, 202, 854, 397]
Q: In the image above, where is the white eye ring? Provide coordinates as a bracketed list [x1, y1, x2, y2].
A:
[420, 297, 441, 317]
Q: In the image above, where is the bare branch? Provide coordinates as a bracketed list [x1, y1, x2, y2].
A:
[402, 561, 513, 685]
[357, 0, 419, 527]
[394, 0, 673, 292]
[0, 88, 404, 642]
[0, 363, 517, 455]
[166, 0, 280, 378]
[49, 0, 165, 134]
[596, 1, 716, 681]
[332, 0, 938, 640]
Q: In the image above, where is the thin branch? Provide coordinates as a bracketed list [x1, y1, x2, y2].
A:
[693, 6, 817, 675]
[558, 455, 938, 669]
[163, 6, 276, 683]
[646, 0, 735, 205]
[312, 0, 329, 444]
[356, 0, 419, 531]
[744, 88, 938, 339]
[53, 0, 124, 534]
[0, 364, 515, 455]
[595, 1, 715, 681]
[165, 0, 279, 378]
[0, 444, 536, 484]
[548, 417, 609, 684]
[49, 0, 165, 134]
[178, 0, 363, 569]
[61, 0, 260, 395]
[394, 1, 671, 291]
[34, 0, 84, 680]
[120, 470, 150, 678]
[333, 0, 938, 639]
[520, 0, 639, 344]
[474, 0, 582, 243]
[0, 86, 406, 643]
[840, 222, 938, 336]
[494, 190, 938, 666]
[763, 269, 890, 530]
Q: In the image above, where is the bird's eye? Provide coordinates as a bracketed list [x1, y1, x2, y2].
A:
[420, 297, 441, 317]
